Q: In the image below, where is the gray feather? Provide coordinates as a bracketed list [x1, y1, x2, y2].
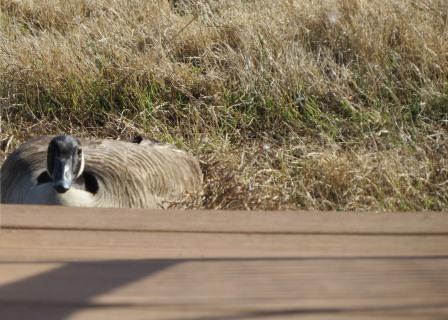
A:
[0, 136, 202, 208]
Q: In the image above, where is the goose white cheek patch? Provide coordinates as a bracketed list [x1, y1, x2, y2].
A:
[77, 153, 85, 178]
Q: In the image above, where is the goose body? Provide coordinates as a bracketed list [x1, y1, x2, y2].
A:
[0, 136, 202, 208]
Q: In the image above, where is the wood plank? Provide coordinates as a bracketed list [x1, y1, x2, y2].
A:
[1, 229, 447, 261]
[68, 307, 448, 320]
[1, 206, 447, 319]
[1, 305, 448, 320]
[1, 259, 447, 311]
[1, 204, 447, 235]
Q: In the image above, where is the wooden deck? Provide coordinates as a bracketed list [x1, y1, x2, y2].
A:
[0, 205, 447, 319]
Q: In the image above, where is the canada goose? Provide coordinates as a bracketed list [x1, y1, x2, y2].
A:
[0, 135, 202, 208]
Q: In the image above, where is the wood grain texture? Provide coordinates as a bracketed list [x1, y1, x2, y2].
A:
[2, 305, 447, 320]
[0, 205, 447, 319]
[2, 259, 448, 306]
[1, 259, 447, 319]
[1, 230, 447, 261]
[1, 204, 447, 234]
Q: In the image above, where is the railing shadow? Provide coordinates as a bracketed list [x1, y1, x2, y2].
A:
[0, 259, 179, 320]
[1, 256, 448, 320]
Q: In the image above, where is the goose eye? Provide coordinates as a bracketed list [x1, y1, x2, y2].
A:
[77, 148, 82, 156]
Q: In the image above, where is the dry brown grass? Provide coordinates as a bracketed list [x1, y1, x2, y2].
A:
[1, 0, 447, 210]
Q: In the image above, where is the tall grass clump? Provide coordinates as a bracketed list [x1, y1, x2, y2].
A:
[1, 0, 447, 210]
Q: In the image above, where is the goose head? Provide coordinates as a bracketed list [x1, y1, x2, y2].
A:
[47, 135, 85, 193]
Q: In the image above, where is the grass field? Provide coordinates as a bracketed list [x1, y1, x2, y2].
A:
[1, 0, 447, 210]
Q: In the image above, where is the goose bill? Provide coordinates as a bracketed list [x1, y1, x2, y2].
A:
[52, 158, 74, 193]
